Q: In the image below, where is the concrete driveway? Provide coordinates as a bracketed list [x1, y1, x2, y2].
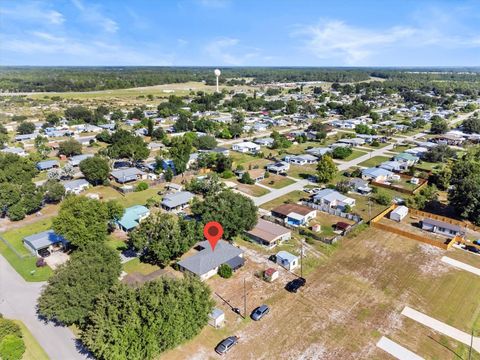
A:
[0, 255, 88, 360]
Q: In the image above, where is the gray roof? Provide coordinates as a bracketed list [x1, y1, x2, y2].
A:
[178, 240, 244, 276]
[111, 167, 145, 180]
[69, 154, 93, 165]
[161, 191, 194, 209]
[23, 230, 67, 250]
[37, 160, 58, 170]
[422, 218, 462, 232]
[62, 178, 89, 191]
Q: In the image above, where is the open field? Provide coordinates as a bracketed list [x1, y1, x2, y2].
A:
[160, 227, 480, 360]
[123, 258, 160, 275]
[259, 174, 295, 189]
[84, 184, 163, 207]
[0, 218, 54, 281]
[358, 156, 392, 168]
[340, 149, 369, 162]
[235, 182, 270, 197]
[259, 190, 308, 211]
[13, 320, 50, 360]
[287, 164, 317, 179]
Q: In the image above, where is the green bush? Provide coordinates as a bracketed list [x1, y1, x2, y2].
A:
[332, 147, 353, 159]
[221, 170, 234, 179]
[6, 204, 26, 222]
[0, 335, 25, 360]
[135, 182, 149, 192]
[0, 317, 21, 342]
[218, 264, 233, 279]
[374, 192, 391, 205]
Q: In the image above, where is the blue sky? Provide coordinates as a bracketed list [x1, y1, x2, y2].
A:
[1, 0, 479, 66]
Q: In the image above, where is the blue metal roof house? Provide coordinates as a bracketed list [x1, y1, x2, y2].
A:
[23, 230, 68, 255]
[36, 160, 59, 171]
[117, 205, 150, 231]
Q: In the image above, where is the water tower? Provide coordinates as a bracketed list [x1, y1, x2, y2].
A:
[214, 68, 221, 93]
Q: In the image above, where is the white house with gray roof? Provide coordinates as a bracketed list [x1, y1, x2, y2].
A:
[284, 154, 318, 165]
[161, 191, 195, 212]
[177, 240, 244, 281]
[62, 178, 90, 194]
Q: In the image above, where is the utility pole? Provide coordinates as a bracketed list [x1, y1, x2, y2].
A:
[243, 277, 247, 319]
[300, 240, 304, 278]
[468, 329, 473, 360]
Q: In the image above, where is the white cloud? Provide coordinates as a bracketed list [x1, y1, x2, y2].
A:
[0, 3, 65, 25]
[204, 37, 260, 65]
[71, 0, 119, 33]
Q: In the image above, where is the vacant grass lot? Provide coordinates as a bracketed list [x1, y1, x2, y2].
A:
[358, 156, 392, 168]
[259, 175, 295, 189]
[13, 320, 50, 360]
[161, 227, 480, 360]
[123, 258, 160, 275]
[259, 190, 308, 211]
[0, 218, 54, 281]
[340, 149, 368, 161]
[287, 164, 317, 179]
[84, 185, 163, 207]
[235, 182, 270, 197]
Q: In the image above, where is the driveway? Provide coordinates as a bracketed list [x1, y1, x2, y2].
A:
[0, 255, 88, 360]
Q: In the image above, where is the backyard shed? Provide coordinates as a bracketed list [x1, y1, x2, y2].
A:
[208, 308, 225, 328]
[390, 206, 409, 222]
[276, 251, 299, 271]
[264, 268, 279, 282]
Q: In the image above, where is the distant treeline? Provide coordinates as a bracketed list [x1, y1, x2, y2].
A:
[0, 66, 479, 93]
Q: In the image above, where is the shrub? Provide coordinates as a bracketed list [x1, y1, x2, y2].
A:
[0, 317, 21, 342]
[6, 204, 26, 222]
[374, 192, 391, 205]
[221, 170, 234, 179]
[332, 147, 353, 159]
[371, 140, 380, 147]
[135, 182, 149, 192]
[36, 258, 47, 267]
[0, 335, 25, 360]
[218, 264, 233, 279]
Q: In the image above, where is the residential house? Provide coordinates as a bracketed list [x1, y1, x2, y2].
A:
[313, 189, 356, 210]
[1, 147, 27, 156]
[36, 160, 59, 171]
[421, 218, 464, 238]
[405, 147, 429, 157]
[117, 205, 150, 231]
[148, 142, 165, 151]
[306, 147, 331, 158]
[284, 154, 317, 165]
[110, 168, 147, 184]
[361, 167, 394, 182]
[266, 161, 290, 174]
[68, 154, 94, 167]
[271, 203, 317, 227]
[338, 138, 366, 147]
[379, 160, 407, 172]
[347, 178, 372, 195]
[246, 219, 292, 248]
[15, 133, 38, 142]
[232, 141, 260, 154]
[161, 191, 195, 211]
[276, 251, 299, 271]
[394, 152, 419, 166]
[254, 137, 274, 147]
[177, 240, 244, 281]
[62, 178, 90, 194]
[23, 230, 68, 256]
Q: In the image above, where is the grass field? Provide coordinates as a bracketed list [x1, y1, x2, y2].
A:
[160, 227, 480, 359]
[84, 185, 163, 207]
[358, 156, 392, 168]
[235, 183, 270, 197]
[259, 175, 295, 189]
[340, 149, 368, 162]
[287, 164, 317, 179]
[123, 258, 160, 275]
[259, 190, 308, 210]
[0, 219, 54, 281]
[13, 320, 50, 360]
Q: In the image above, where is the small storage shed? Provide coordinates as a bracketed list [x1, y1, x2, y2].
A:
[276, 251, 299, 271]
[264, 268, 279, 282]
[208, 308, 225, 328]
[390, 206, 409, 222]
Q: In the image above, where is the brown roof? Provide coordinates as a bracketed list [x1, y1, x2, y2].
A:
[246, 219, 291, 244]
[272, 203, 314, 217]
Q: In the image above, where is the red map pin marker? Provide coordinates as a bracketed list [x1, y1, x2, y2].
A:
[204, 221, 223, 251]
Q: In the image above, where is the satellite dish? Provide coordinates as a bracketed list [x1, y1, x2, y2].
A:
[214, 69, 221, 77]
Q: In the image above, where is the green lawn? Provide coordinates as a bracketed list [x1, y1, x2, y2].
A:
[13, 320, 50, 360]
[341, 149, 368, 162]
[123, 258, 160, 275]
[358, 156, 391, 168]
[260, 190, 308, 211]
[0, 219, 54, 281]
[106, 235, 128, 251]
[415, 161, 440, 172]
[236, 183, 270, 197]
[84, 185, 163, 208]
[287, 165, 317, 179]
[260, 176, 295, 189]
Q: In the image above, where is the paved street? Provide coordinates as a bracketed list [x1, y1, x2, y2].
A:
[254, 179, 310, 206]
[0, 255, 88, 360]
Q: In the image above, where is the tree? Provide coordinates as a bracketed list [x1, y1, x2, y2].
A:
[65, 106, 93, 123]
[135, 182, 148, 192]
[462, 114, 480, 134]
[196, 135, 217, 150]
[0, 317, 21, 342]
[218, 264, 233, 278]
[110, 109, 124, 122]
[42, 180, 65, 203]
[34, 135, 50, 159]
[169, 136, 192, 174]
[316, 155, 337, 183]
[16, 122, 35, 135]
[45, 113, 60, 126]
[151, 127, 165, 141]
[146, 118, 154, 136]
[430, 116, 448, 134]
[37, 243, 121, 326]
[0, 334, 25, 360]
[239, 172, 254, 185]
[186, 174, 225, 196]
[191, 190, 257, 239]
[129, 213, 201, 267]
[407, 185, 438, 209]
[0, 124, 8, 148]
[53, 196, 120, 248]
[332, 146, 353, 159]
[104, 130, 149, 161]
[164, 167, 173, 182]
[423, 144, 456, 163]
[79, 156, 110, 185]
[81, 278, 213, 360]
[285, 99, 298, 114]
[58, 139, 82, 157]
[374, 192, 391, 205]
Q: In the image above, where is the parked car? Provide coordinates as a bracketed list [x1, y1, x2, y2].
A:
[215, 336, 239, 355]
[393, 197, 405, 205]
[285, 277, 306, 293]
[251, 305, 270, 321]
[473, 240, 480, 246]
[465, 245, 480, 254]
[268, 254, 277, 263]
[38, 248, 51, 258]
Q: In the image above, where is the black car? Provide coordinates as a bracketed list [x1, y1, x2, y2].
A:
[268, 254, 277, 263]
[38, 248, 51, 258]
[285, 277, 306, 293]
[465, 245, 480, 254]
[215, 336, 239, 355]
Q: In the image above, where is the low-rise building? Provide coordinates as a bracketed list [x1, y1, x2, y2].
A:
[36, 160, 59, 171]
[23, 230, 68, 256]
[62, 178, 90, 194]
[271, 203, 316, 227]
[161, 191, 195, 211]
[117, 205, 150, 231]
[313, 189, 356, 210]
[276, 251, 299, 271]
[284, 154, 317, 165]
[246, 219, 292, 248]
[68, 154, 94, 167]
[361, 167, 394, 182]
[266, 161, 290, 174]
[231, 141, 260, 154]
[110, 168, 147, 184]
[421, 218, 464, 238]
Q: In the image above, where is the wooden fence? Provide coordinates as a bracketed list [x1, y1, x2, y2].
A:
[409, 208, 480, 232]
[371, 176, 428, 195]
